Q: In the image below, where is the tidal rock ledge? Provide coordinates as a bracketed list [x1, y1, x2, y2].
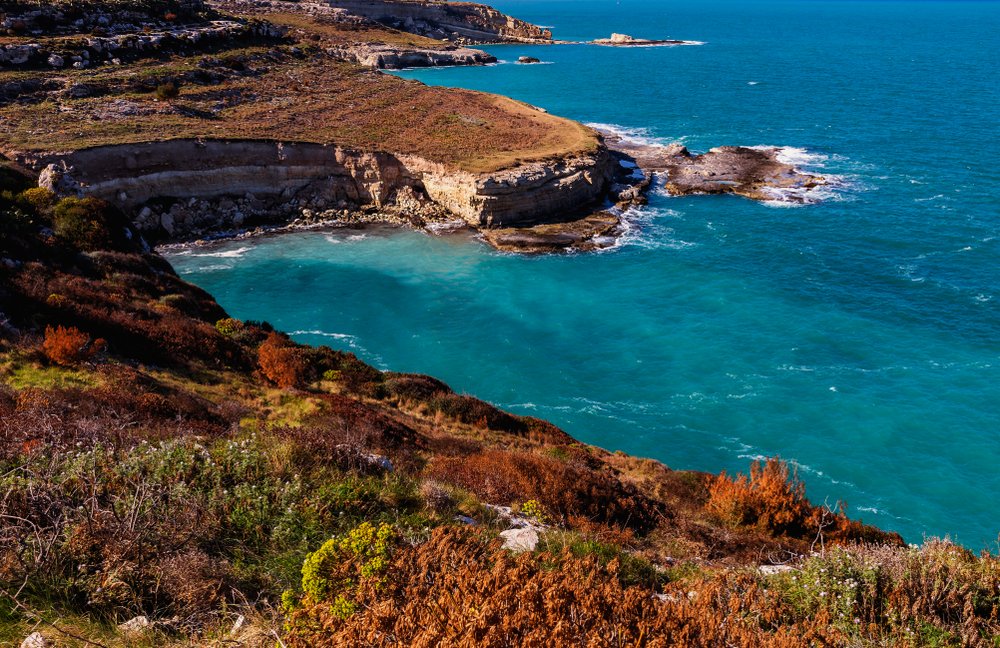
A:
[600, 129, 829, 204]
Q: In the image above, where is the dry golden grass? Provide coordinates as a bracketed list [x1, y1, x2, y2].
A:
[261, 10, 449, 49]
[0, 30, 596, 173]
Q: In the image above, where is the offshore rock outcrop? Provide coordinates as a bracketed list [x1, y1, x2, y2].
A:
[327, 0, 553, 43]
[480, 212, 622, 254]
[600, 129, 830, 204]
[591, 33, 702, 47]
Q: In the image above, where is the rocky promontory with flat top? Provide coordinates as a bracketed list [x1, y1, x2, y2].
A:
[1, 0, 830, 257]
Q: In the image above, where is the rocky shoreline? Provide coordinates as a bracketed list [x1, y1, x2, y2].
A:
[19, 128, 834, 255]
[599, 128, 831, 204]
[2, 0, 832, 256]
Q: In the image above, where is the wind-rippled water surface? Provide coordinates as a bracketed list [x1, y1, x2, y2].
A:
[168, 0, 1000, 548]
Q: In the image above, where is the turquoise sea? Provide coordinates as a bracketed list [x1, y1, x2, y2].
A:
[167, 0, 1000, 548]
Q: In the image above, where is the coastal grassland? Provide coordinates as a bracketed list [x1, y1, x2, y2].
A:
[259, 10, 452, 49]
[0, 29, 596, 173]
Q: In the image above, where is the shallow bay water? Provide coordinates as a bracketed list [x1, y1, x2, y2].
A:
[168, 0, 1000, 547]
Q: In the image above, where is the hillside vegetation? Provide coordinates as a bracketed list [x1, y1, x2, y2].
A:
[3, 144, 1000, 647]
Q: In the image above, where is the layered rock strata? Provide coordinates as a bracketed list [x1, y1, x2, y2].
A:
[0, 20, 285, 70]
[480, 212, 622, 254]
[326, 42, 495, 68]
[327, 0, 553, 43]
[13, 139, 614, 243]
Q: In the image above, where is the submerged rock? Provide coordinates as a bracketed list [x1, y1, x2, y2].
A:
[480, 212, 622, 254]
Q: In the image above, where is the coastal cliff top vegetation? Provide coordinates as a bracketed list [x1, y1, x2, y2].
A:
[3, 139, 1000, 647]
[0, 0, 597, 173]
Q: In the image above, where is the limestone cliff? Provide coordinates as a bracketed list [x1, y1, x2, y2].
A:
[13, 138, 613, 235]
[327, 0, 553, 43]
[326, 42, 496, 68]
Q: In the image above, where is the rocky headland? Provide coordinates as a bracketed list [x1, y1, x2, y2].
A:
[600, 128, 830, 204]
[3, 2, 998, 647]
[1, 0, 831, 258]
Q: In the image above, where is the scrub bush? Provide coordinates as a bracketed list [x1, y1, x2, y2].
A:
[42, 325, 98, 365]
[52, 196, 113, 251]
[258, 333, 308, 388]
[707, 458, 904, 546]
[428, 449, 664, 532]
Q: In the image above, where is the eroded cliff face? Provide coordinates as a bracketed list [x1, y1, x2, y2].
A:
[328, 0, 552, 42]
[326, 43, 496, 68]
[404, 148, 612, 227]
[12, 139, 613, 235]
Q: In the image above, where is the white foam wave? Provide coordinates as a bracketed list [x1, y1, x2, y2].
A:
[748, 145, 855, 206]
[325, 233, 370, 244]
[585, 122, 685, 148]
[289, 329, 387, 368]
[289, 329, 359, 343]
[190, 246, 253, 259]
[608, 205, 698, 252]
[749, 145, 835, 169]
[180, 263, 232, 273]
[759, 183, 849, 207]
[897, 263, 926, 283]
[747, 81, 760, 86]
[423, 219, 470, 234]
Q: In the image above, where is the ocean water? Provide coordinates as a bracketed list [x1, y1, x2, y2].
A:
[167, 0, 1000, 548]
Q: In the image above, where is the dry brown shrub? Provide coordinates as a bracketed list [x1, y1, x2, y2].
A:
[158, 549, 231, 624]
[278, 392, 421, 472]
[286, 527, 843, 647]
[42, 324, 95, 365]
[428, 449, 665, 532]
[258, 332, 308, 388]
[882, 540, 1000, 643]
[707, 458, 903, 547]
[419, 479, 455, 513]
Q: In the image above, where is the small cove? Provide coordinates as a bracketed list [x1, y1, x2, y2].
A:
[168, 0, 1000, 548]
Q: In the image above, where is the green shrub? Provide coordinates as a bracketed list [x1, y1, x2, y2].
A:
[16, 187, 56, 214]
[768, 548, 882, 633]
[294, 522, 397, 622]
[215, 317, 244, 337]
[52, 196, 113, 250]
[156, 81, 180, 100]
